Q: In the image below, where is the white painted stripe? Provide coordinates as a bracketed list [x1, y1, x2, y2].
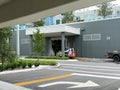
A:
[47, 68, 120, 77]
[62, 64, 120, 69]
[39, 80, 99, 88]
[62, 65, 120, 72]
[73, 73, 120, 80]
[39, 81, 81, 87]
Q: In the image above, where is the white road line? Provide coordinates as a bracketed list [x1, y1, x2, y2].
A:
[62, 65, 120, 72]
[61, 64, 120, 69]
[73, 73, 120, 80]
[38, 80, 99, 88]
[47, 68, 120, 77]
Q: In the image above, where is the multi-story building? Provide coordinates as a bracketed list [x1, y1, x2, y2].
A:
[73, 5, 120, 22]
[44, 15, 63, 26]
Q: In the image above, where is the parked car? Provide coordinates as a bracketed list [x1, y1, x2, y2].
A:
[107, 50, 120, 62]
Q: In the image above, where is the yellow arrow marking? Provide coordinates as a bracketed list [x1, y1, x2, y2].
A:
[15, 73, 73, 86]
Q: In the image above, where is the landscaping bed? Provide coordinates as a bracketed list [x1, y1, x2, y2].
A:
[0, 60, 57, 72]
[25, 56, 69, 60]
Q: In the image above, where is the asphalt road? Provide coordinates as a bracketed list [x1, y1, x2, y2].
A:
[1, 60, 120, 90]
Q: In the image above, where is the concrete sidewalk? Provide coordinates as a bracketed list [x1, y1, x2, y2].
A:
[0, 81, 32, 90]
[20, 57, 77, 61]
[76, 57, 113, 63]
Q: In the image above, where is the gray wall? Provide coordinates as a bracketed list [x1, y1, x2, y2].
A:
[10, 30, 32, 56]
[69, 18, 120, 58]
[11, 18, 120, 58]
[10, 30, 50, 56]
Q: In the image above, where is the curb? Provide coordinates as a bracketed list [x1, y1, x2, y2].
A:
[51, 63, 61, 68]
[0, 66, 44, 75]
[77, 58, 113, 63]
[76, 57, 113, 63]
[0, 64, 60, 75]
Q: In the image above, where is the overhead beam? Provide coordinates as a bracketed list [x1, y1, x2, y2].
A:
[0, 0, 114, 28]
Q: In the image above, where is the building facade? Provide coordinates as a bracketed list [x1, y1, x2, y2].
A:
[73, 5, 120, 22]
[11, 18, 120, 58]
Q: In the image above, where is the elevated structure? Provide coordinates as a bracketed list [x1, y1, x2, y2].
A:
[0, 0, 113, 28]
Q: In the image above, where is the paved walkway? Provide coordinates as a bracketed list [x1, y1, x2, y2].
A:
[76, 57, 113, 63]
[0, 81, 32, 90]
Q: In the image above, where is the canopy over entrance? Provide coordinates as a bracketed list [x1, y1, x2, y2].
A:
[26, 25, 80, 37]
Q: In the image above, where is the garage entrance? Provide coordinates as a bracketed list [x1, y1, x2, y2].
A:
[52, 40, 61, 55]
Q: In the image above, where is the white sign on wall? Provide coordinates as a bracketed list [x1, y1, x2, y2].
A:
[83, 34, 101, 41]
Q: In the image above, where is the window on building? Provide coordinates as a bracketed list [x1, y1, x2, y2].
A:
[56, 19, 60, 24]
[117, 10, 120, 17]
[76, 16, 81, 20]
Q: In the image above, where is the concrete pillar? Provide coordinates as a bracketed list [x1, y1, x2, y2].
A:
[61, 32, 65, 57]
[48, 37, 52, 55]
[16, 24, 20, 59]
[29, 35, 33, 55]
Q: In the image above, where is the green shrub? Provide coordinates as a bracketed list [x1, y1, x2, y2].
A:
[21, 61, 27, 69]
[0, 64, 13, 71]
[0, 65, 3, 71]
[39, 61, 48, 65]
[26, 56, 69, 60]
[3, 64, 10, 70]
[0, 60, 57, 72]
[49, 61, 57, 66]
[34, 61, 40, 67]
[39, 61, 57, 66]
[10, 62, 17, 70]
[27, 62, 33, 68]
[15, 61, 21, 68]
[18, 60, 23, 65]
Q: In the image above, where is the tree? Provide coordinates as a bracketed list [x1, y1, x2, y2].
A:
[33, 19, 45, 27]
[32, 29, 45, 57]
[97, 2, 113, 19]
[0, 27, 16, 66]
[62, 11, 74, 23]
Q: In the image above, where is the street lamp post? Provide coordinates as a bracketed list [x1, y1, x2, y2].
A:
[16, 24, 20, 60]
